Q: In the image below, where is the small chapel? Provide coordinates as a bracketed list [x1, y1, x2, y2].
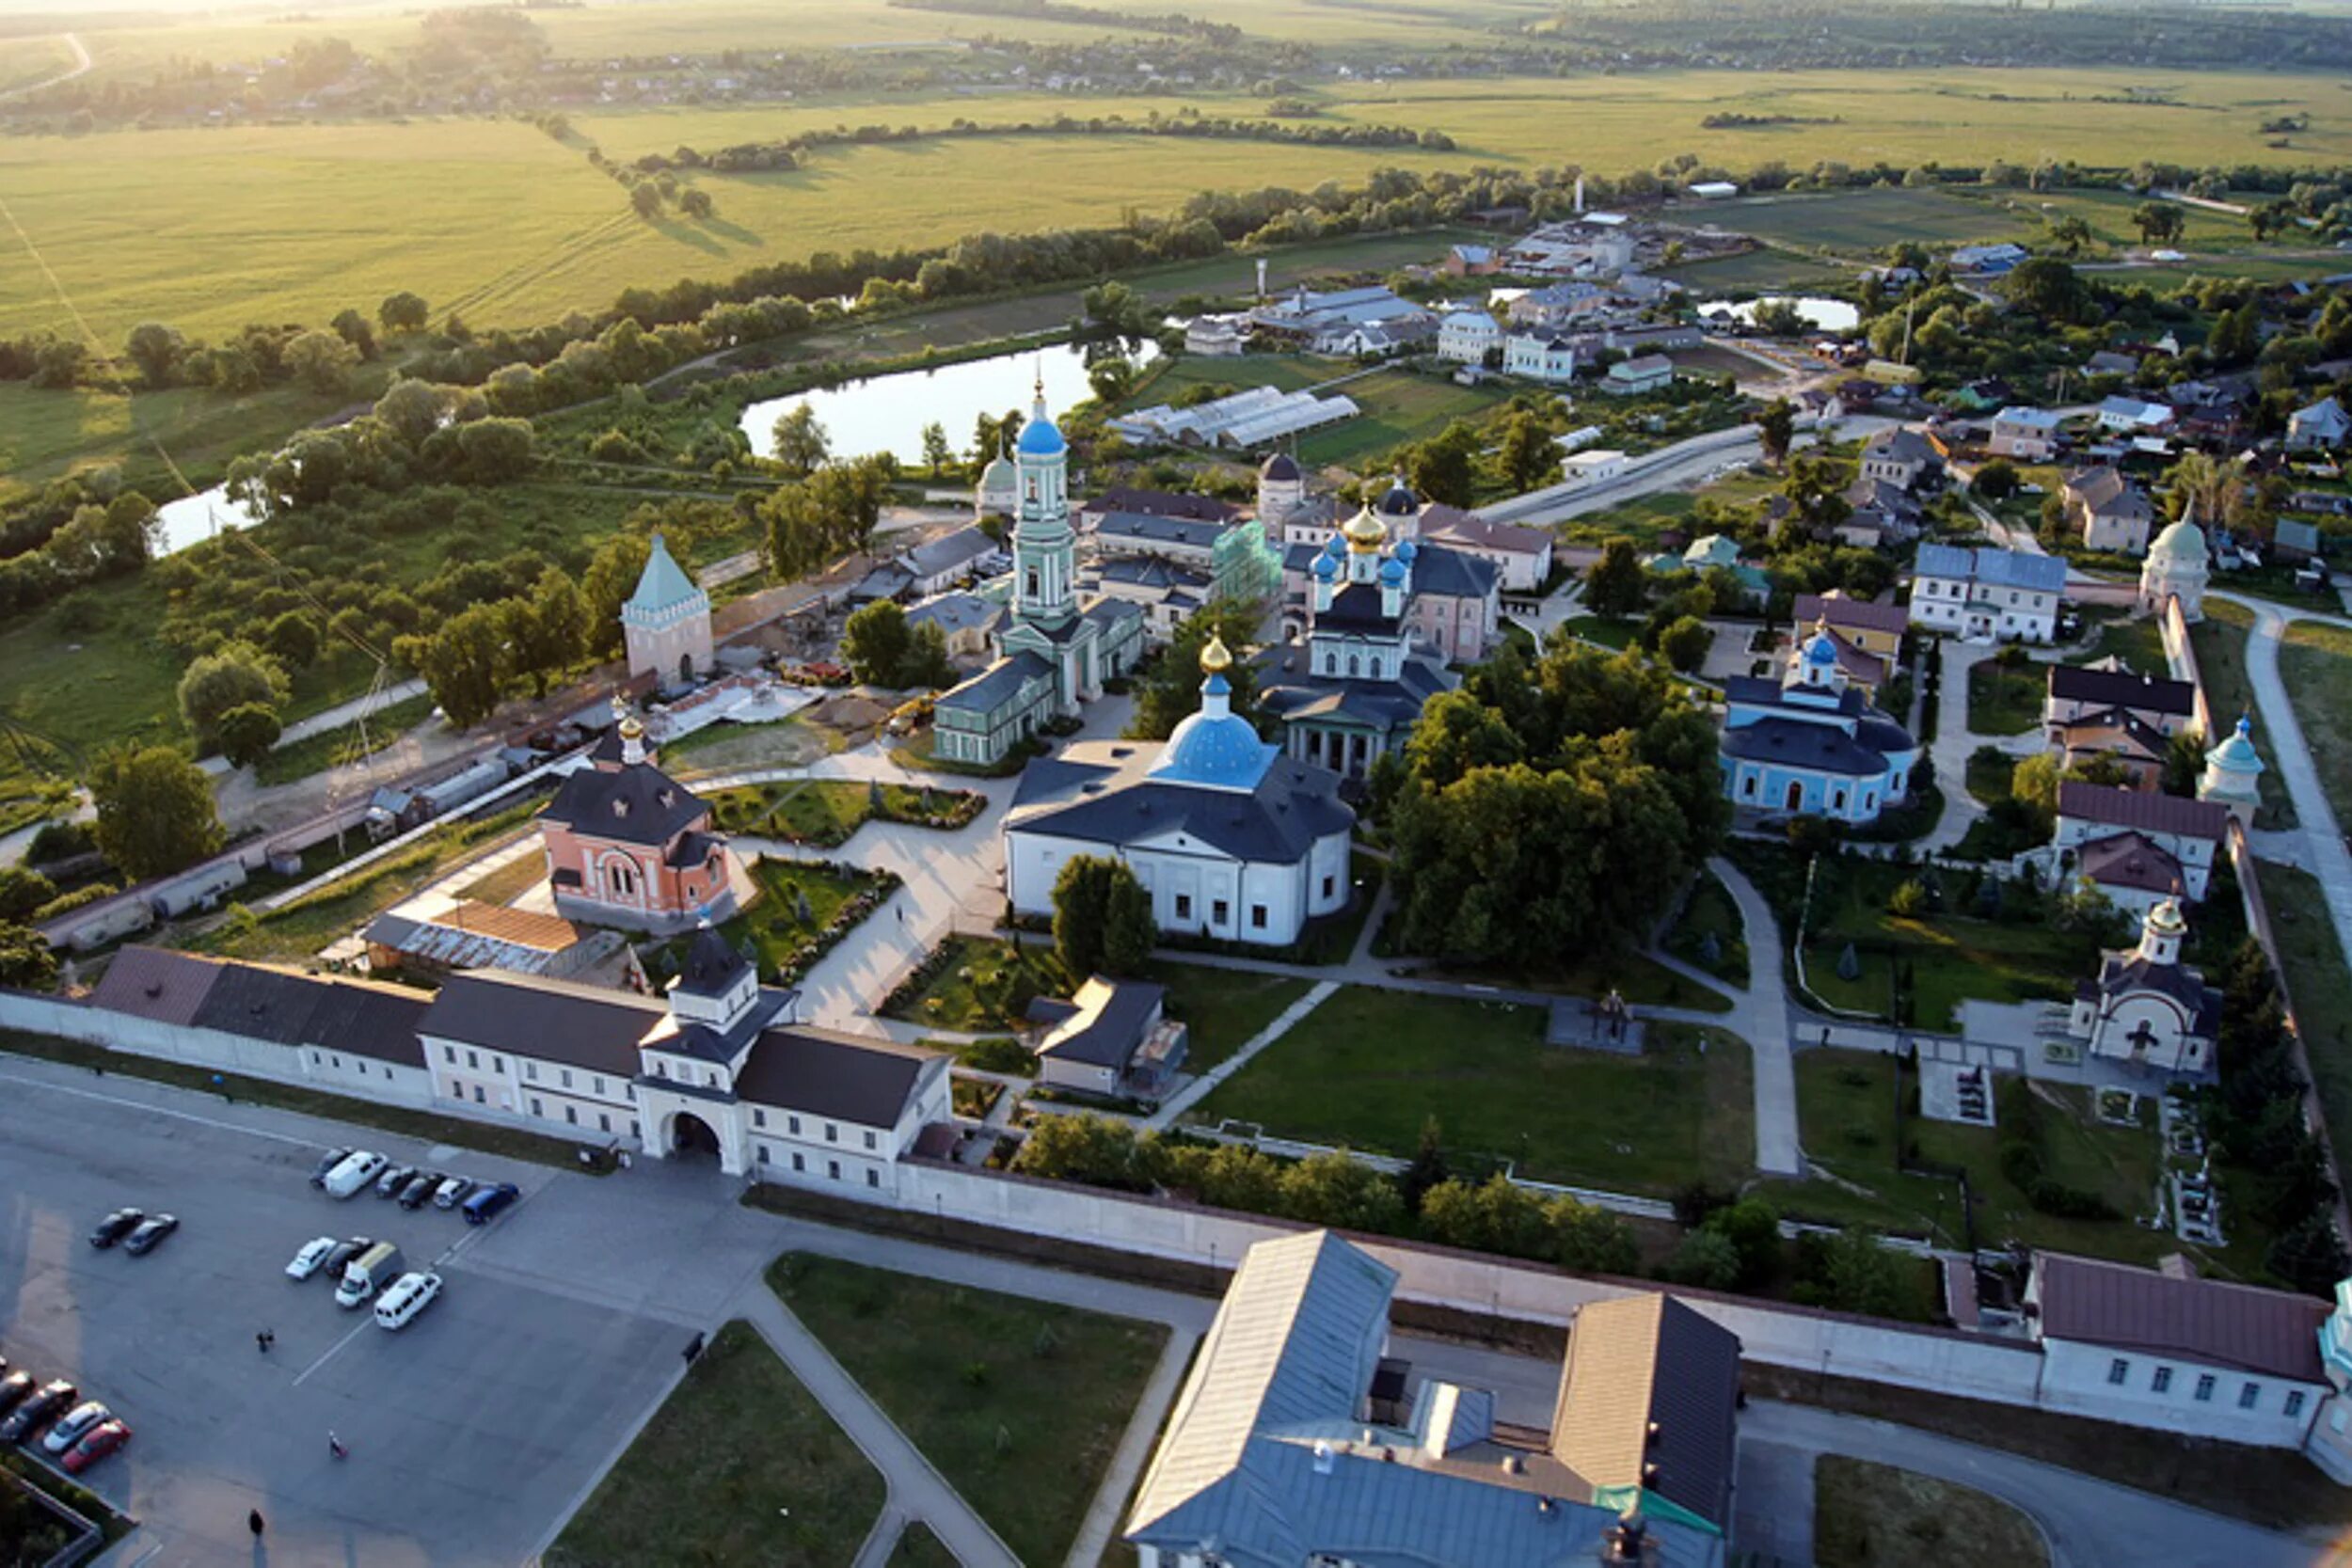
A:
[538, 699, 750, 934]
[2066, 896, 2222, 1079]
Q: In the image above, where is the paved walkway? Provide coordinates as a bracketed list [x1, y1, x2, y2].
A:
[732, 1282, 1021, 1568]
[1738, 1400, 2333, 1568]
[1145, 980, 1337, 1131]
[2219, 592, 2352, 977]
[1709, 855, 1804, 1177]
[1061, 1326, 1201, 1568]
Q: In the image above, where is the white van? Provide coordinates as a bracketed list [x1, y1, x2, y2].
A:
[321, 1151, 387, 1199]
[373, 1271, 443, 1330]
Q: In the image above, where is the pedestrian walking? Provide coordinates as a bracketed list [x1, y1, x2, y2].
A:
[256, 1330, 270, 1354]
[248, 1509, 265, 1537]
[327, 1432, 346, 1460]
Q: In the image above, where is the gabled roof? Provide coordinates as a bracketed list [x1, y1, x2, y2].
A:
[1863, 426, 1942, 466]
[1550, 1295, 1741, 1529]
[542, 760, 710, 848]
[2065, 465, 2153, 518]
[1994, 405, 2064, 431]
[1085, 487, 1240, 524]
[936, 652, 1056, 718]
[2077, 829, 2185, 893]
[418, 969, 668, 1075]
[2057, 781, 2227, 840]
[900, 525, 996, 579]
[733, 1025, 943, 1127]
[1793, 592, 1908, 638]
[88, 945, 222, 1027]
[2046, 664, 2195, 718]
[1036, 976, 1166, 1069]
[1423, 511, 1550, 556]
[2033, 1251, 2327, 1382]
[1092, 511, 1230, 554]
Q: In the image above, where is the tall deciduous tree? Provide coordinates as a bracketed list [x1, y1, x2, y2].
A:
[1756, 397, 1796, 468]
[921, 421, 953, 478]
[1583, 536, 1648, 619]
[841, 600, 913, 687]
[89, 744, 224, 881]
[284, 328, 359, 395]
[215, 704, 283, 769]
[378, 292, 429, 333]
[399, 603, 510, 728]
[177, 641, 289, 750]
[771, 404, 830, 478]
[507, 568, 588, 695]
[581, 531, 652, 657]
[1494, 411, 1555, 494]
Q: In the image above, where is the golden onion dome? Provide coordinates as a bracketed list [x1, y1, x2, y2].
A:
[1200, 633, 1233, 673]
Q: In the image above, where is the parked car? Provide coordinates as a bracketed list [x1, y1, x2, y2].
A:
[373, 1271, 443, 1330]
[60, 1418, 130, 1476]
[396, 1175, 437, 1211]
[374, 1164, 418, 1199]
[286, 1236, 339, 1280]
[431, 1177, 472, 1210]
[40, 1402, 111, 1456]
[0, 1370, 33, 1417]
[0, 1381, 77, 1443]
[309, 1147, 357, 1187]
[321, 1238, 371, 1278]
[322, 1153, 387, 1199]
[88, 1208, 143, 1249]
[123, 1214, 179, 1256]
[460, 1182, 519, 1226]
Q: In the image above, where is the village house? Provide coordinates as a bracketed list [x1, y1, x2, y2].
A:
[903, 592, 998, 659]
[1183, 313, 1248, 357]
[1858, 426, 1946, 492]
[1027, 975, 1187, 1100]
[2288, 395, 2352, 451]
[2054, 783, 2229, 903]
[1506, 280, 1611, 331]
[1907, 544, 2067, 643]
[1436, 309, 1502, 365]
[1419, 511, 1554, 595]
[1989, 405, 2064, 462]
[2043, 663, 2196, 743]
[2052, 707, 2171, 792]
[1603, 355, 1675, 396]
[1441, 243, 1499, 277]
[2065, 466, 2157, 555]
[1501, 332, 1578, 384]
[2096, 396, 2176, 437]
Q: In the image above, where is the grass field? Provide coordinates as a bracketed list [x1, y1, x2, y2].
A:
[1815, 1455, 2048, 1568]
[1193, 987, 1756, 1196]
[2192, 599, 2298, 827]
[2253, 861, 2352, 1194]
[770, 1251, 1168, 1568]
[2278, 619, 2352, 830]
[251, 693, 437, 787]
[545, 1320, 883, 1568]
[1965, 657, 2044, 736]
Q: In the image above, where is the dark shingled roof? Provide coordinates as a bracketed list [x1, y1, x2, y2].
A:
[295, 977, 430, 1068]
[542, 761, 709, 848]
[1009, 747, 1354, 864]
[1551, 1294, 1742, 1530]
[88, 946, 222, 1028]
[2058, 782, 2227, 840]
[1720, 716, 1907, 777]
[419, 970, 668, 1075]
[2093, 949, 2222, 1037]
[1035, 977, 1165, 1069]
[191, 962, 328, 1046]
[2034, 1251, 2328, 1381]
[2078, 831, 2185, 894]
[2047, 664, 2195, 719]
[734, 1026, 944, 1127]
[1085, 487, 1238, 524]
[1793, 593, 1908, 639]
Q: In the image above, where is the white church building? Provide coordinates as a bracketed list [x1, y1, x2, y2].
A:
[1002, 637, 1355, 947]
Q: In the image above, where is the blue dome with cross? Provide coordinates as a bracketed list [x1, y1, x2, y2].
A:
[1016, 414, 1065, 457]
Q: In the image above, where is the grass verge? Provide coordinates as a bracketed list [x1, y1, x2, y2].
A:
[1814, 1454, 2048, 1568]
[2254, 860, 2352, 1190]
[545, 1320, 883, 1568]
[769, 1251, 1168, 1568]
[2278, 618, 2352, 830]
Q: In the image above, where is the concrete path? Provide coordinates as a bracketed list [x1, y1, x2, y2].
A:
[734, 1281, 1022, 1568]
[1710, 855, 1804, 1178]
[1144, 981, 1336, 1131]
[1061, 1326, 1200, 1568]
[2220, 593, 2352, 975]
[1739, 1400, 2332, 1568]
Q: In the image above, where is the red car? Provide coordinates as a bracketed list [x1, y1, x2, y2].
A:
[59, 1418, 130, 1476]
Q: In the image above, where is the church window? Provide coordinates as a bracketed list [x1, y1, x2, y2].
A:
[1176, 894, 1193, 921]
[1251, 905, 1268, 929]
[1322, 876, 1335, 899]
[1026, 567, 1041, 599]
[2287, 1391, 2308, 1418]
[1347, 654, 1360, 677]
[1213, 898, 1230, 927]
[2195, 1374, 2216, 1402]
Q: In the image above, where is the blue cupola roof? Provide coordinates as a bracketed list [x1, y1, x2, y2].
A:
[1379, 557, 1406, 584]
[1017, 415, 1065, 457]
[1313, 553, 1339, 579]
[1149, 635, 1274, 792]
[1804, 627, 1840, 665]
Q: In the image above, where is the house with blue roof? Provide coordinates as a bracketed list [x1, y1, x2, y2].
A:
[1719, 624, 1921, 823]
[1004, 637, 1353, 947]
[1123, 1229, 1738, 1568]
[1909, 543, 2068, 643]
[621, 531, 714, 689]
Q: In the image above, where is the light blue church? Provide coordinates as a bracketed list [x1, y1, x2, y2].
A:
[932, 385, 1146, 767]
[1719, 621, 1920, 823]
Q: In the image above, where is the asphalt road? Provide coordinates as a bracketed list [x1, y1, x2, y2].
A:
[0, 1069, 681, 1567]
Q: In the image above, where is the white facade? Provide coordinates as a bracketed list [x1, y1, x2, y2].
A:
[2139, 516, 2211, 622]
[1501, 333, 1577, 383]
[1559, 450, 1629, 486]
[1907, 572, 2059, 642]
[1436, 310, 1501, 365]
[2065, 899, 2215, 1076]
[1603, 356, 1674, 395]
[1989, 406, 2063, 461]
[2032, 1334, 2324, 1446]
[1009, 821, 1350, 949]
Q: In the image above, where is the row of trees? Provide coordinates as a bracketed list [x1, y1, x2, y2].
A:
[2209, 939, 2350, 1295]
[391, 531, 649, 728]
[838, 600, 956, 691]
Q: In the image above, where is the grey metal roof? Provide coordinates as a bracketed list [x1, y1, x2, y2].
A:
[1009, 740, 1354, 864]
[1408, 543, 1500, 600]
[733, 1026, 944, 1128]
[1035, 977, 1166, 1069]
[900, 526, 996, 579]
[542, 761, 710, 848]
[1972, 547, 2068, 594]
[1094, 512, 1229, 554]
[1720, 715, 1909, 777]
[419, 970, 669, 1075]
[1088, 487, 1241, 523]
[191, 962, 327, 1046]
[295, 976, 430, 1067]
[936, 652, 1056, 718]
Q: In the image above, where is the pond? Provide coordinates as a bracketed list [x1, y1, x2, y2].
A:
[151, 485, 262, 558]
[739, 338, 1158, 467]
[1713, 295, 1860, 333]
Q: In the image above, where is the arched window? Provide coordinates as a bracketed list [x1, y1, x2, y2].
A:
[1347, 654, 1360, 677]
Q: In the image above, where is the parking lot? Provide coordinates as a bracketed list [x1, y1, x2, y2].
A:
[0, 1060, 686, 1565]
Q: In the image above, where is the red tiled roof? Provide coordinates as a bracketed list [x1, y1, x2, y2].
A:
[2034, 1251, 2328, 1382]
[2058, 782, 2228, 841]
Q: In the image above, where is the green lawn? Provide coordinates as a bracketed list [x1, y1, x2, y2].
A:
[251, 693, 438, 787]
[1660, 245, 1852, 293]
[885, 1524, 959, 1568]
[1154, 964, 1315, 1071]
[1565, 614, 1645, 651]
[1781, 849, 2092, 1029]
[770, 1252, 1168, 1568]
[1557, 491, 1695, 549]
[1964, 657, 2043, 736]
[1698, 186, 2040, 253]
[1789, 1052, 2172, 1262]
[2254, 861, 2352, 1191]
[653, 856, 890, 985]
[2192, 599, 2297, 827]
[2278, 619, 2352, 831]
[1194, 988, 1756, 1195]
[705, 777, 979, 846]
[545, 1320, 883, 1568]
[2073, 613, 2170, 678]
[1815, 1455, 2048, 1568]
[1663, 870, 1749, 987]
